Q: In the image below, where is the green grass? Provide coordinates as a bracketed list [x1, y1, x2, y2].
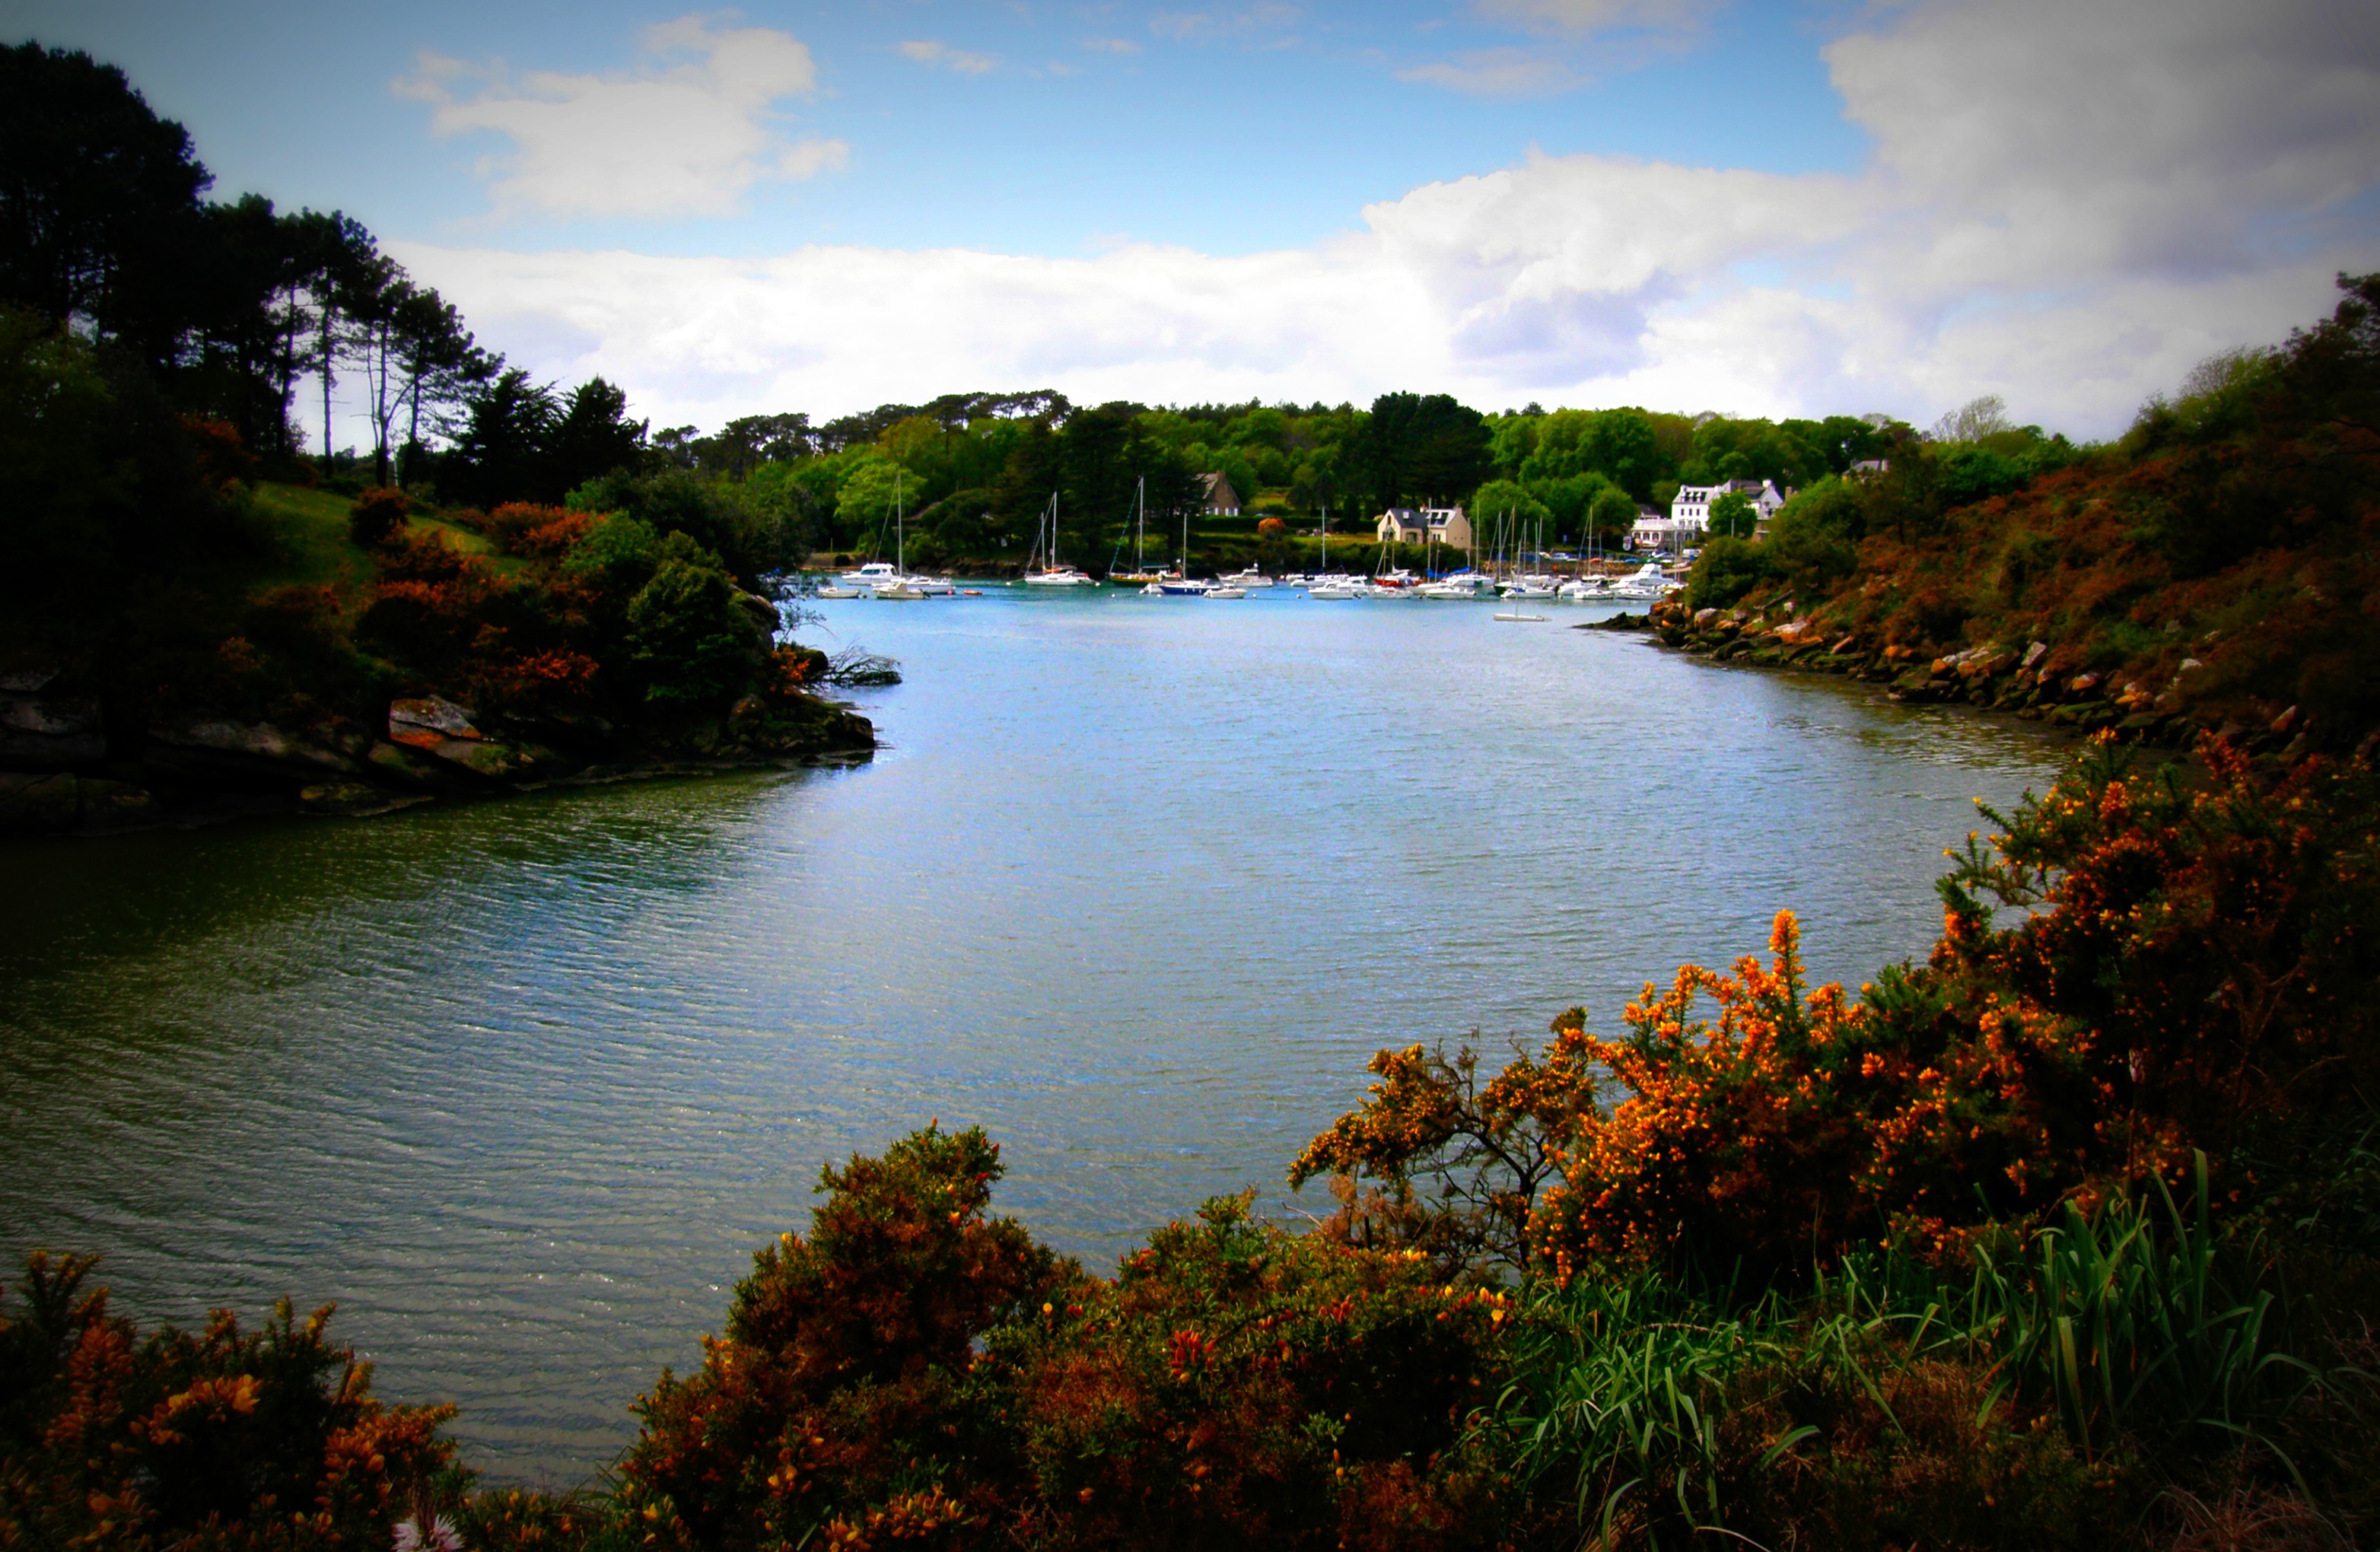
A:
[245, 482, 512, 601]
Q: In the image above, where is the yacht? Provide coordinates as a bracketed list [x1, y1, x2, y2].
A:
[839, 561, 902, 591]
[1218, 565, 1275, 589]
[1023, 491, 1092, 584]
[1307, 578, 1367, 599]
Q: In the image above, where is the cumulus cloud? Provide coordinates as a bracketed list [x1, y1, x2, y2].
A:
[395, 0, 2380, 437]
[899, 40, 998, 75]
[398, 16, 846, 218]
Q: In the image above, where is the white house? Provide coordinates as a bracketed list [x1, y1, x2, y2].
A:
[1627, 505, 1683, 551]
[1199, 472, 1242, 516]
[1671, 479, 1787, 534]
[1376, 504, 1473, 550]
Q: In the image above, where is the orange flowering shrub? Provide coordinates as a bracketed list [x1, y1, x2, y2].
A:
[1307, 736, 2379, 1282]
[1288, 1038, 1602, 1274]
[0, 1251, 454, 1548]
[616, 1128, 1513, 1551]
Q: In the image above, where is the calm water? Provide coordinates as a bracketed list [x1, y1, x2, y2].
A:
[0, 589, 2070, 1482]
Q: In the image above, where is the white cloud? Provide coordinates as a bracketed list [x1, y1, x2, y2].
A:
[899, 40, 998, 75]
[398, 17, 846, 218]
[1082, 38, 1144, 55]
[393, 0, 2380, 438]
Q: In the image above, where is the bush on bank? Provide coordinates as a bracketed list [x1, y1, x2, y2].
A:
[4, 736, 2377, 1550]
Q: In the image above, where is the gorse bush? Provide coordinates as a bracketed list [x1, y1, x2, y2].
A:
[0, 1251, 453, 1548]
[1309, 733, 2379, 1285]
[612, 1127, 1513, 1551]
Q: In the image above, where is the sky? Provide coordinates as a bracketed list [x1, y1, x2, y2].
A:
[10, 0, 2380, 444]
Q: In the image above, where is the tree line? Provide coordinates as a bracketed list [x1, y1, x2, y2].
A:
[2, 37, 2077, 580]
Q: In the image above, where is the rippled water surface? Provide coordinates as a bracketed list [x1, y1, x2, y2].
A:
[0, 590, 2070, 1480]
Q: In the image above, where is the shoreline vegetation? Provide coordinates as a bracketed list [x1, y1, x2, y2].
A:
[5, 732, 2377, 1550]
[1627, 275, 2380, 768]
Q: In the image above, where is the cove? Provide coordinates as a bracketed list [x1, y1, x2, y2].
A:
[0, 589, 2070, 1483]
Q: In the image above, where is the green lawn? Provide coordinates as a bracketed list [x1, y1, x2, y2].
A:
[247, 482, 511, 600]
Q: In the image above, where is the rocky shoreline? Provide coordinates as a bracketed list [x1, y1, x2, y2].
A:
[0, 675, 876, 837]
[1589, 601, 2370, 765]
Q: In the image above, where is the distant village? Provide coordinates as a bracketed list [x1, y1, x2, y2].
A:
[1196, 472, 1851, 558]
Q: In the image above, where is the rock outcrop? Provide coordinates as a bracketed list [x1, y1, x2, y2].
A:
[0, 682, 877, 837]
[1639, 599, 2333, 761]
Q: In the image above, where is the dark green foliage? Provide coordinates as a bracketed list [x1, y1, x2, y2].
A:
[570, 466, 775, 581]
[625, 535, 770, 705]
[0, 43, 211, 364]
[440, 368, 558, 510]
[1682, 535, 1776, 608]
[1359, 392, 1493, 509]
[347, 485, 410, 549]
[1706, 490, 1757, 539]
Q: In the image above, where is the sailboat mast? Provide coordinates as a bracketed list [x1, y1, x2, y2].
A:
[896, 473, 905, 573]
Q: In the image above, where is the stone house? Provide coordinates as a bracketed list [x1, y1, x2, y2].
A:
[1200, 472, 1242, 516]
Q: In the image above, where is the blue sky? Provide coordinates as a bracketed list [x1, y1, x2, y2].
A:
[12, 0, 1869, 255]
[8, 0, 2376, 439]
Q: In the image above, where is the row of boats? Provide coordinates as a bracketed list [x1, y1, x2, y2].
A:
[816, 559, 1678, 603]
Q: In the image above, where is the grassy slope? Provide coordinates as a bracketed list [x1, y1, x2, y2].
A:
[247, 482, 514, 601]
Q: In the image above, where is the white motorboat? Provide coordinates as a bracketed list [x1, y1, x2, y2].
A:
[1217, 565, 1275, 589]
[874, 579, 929, 599]
[814, 585, 860, 599]
[1608, 561, 1679, 601]
[1502, 580, 1559, 600]
[1494, 611, 1547, 622]
[1558, 576, 1620, 602]
[1204, 586, 1248, 599]
[1419, 572, 1495, 599]
[1024, 566, 1093, 586]
[839, 561, 902, 590]
[905, 575, 958, 596]
[1307, 580, 1366, 599]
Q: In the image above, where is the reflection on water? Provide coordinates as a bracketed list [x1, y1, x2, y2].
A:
[0, 591, 2070, 1481]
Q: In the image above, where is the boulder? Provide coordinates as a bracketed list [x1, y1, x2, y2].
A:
[2067, 670, 2104, 695]
[0, 771, 78, 832]
[389, 696, 481, 748]
[2270, 704, 2300, 736]
[2021, 641, 2050, 670]
[1, 695, 106, 770]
